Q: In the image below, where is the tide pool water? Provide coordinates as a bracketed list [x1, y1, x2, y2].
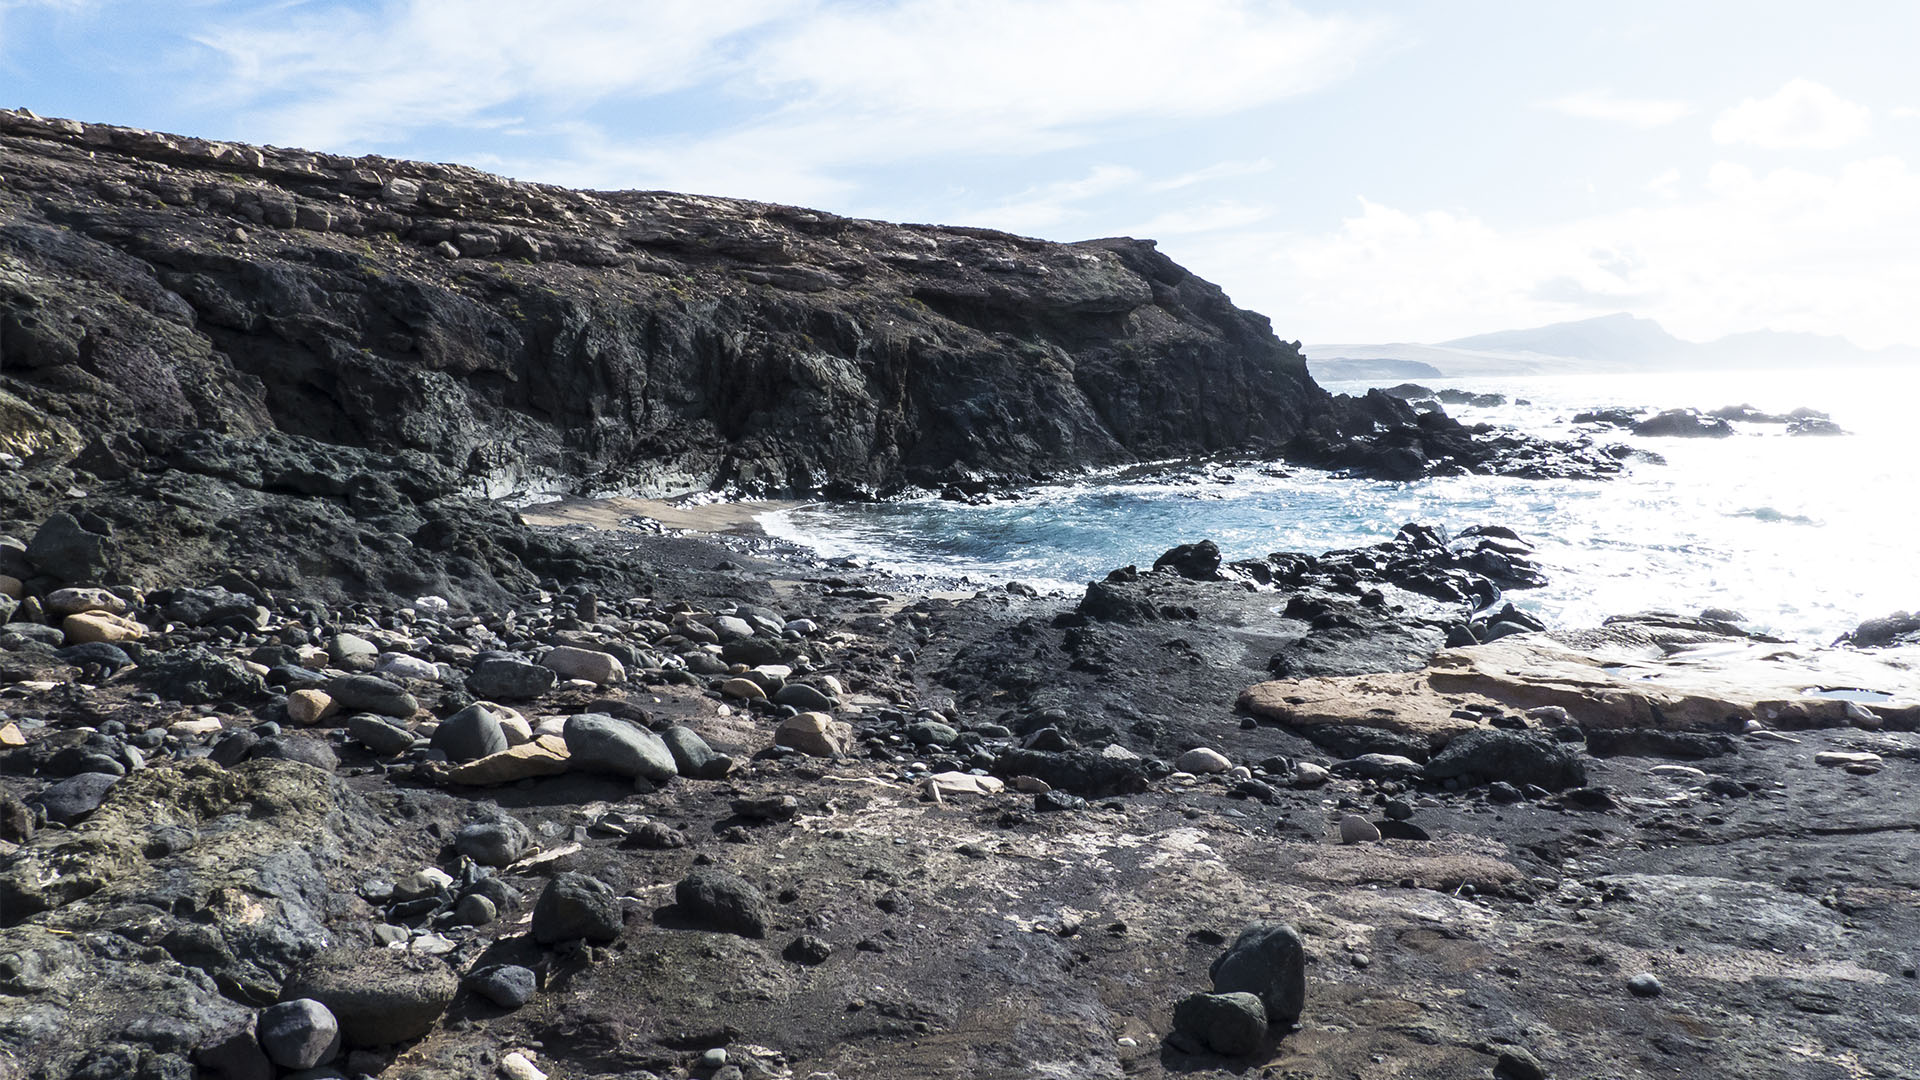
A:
[760, 367, 1920, 643]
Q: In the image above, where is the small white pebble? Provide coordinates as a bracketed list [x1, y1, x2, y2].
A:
[500, 1051, 547, 1080]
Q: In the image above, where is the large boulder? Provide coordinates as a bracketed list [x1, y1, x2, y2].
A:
[279, 948, 457, 1047]
[561, 713, 677, 781]
[674, 868, 770, 938]
[531, 872, 624, 944]
[1208, 922, 1307, 1024]
[1423, 728, 1586, 791]
[1171, 991, 1268, 1056]
[467, 656, 556, 700]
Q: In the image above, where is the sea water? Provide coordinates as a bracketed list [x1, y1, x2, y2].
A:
[760, 367, 1920, 643]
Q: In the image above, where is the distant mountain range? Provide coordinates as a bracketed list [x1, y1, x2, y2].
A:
[1305, 313, 1920, 380]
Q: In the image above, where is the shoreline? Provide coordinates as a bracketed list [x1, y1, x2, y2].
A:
[516, 495, 805, 537]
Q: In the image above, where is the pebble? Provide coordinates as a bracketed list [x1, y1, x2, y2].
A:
[1290, 761, 1331, 788]
[62, 610, 145, 644]
[700, 1048, 730, 1069]
[451, 893, 498, 926]
[675, 867, 771, 938]
[1814, 751, 1883, 767]
[454, 818, 532, 867]
[346, 713, 417, 757]
[325, 674, 418, 718]
[1338, 814, 1381, 844]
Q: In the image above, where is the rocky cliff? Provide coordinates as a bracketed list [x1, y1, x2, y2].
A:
[0, 109, 1337, 500]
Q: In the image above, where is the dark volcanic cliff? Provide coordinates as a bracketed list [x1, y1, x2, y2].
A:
[0, 110, 1332, 498]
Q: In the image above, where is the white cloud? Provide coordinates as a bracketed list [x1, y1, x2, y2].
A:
[1123, 200, 1273, 237]
[1894, 106, 1920, 120]
[1712, 78, 1871, 150]
[1146, 158, 1275, 193]
[957, 165, 1143, 233]
[1542, 89, 1692, 128]
[1169, 156, 1920, 348]
[189, 0, 1384, 201]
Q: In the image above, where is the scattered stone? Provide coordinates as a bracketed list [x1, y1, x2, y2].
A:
[1290, 761, 1331, 788]
[324, 674, 418, 718]
[772, 682, 835, 711]
[675, 868, 770, 938]
[927, 771, 1004, 797]
[346, 714, 416, 757]
[62, 610, 145, 644]
[451, 893, 498, 926]
[1339, 815, 1381, 844]
[541, 645, 624, 685]
[1209, 922, 1307, 1024]
[532, 872, 624, 944]
[1171, 746, 1232, 776]
[465, 965, 536, 1010]
[732, 794, 800, 821]
[562, 713, 678, 781]
[1495, 1046, 1550, 1080]
[447, 735, 571, 786]
[467, 657, 556, 701]
[783, 935, 833, 965]
[257, 999, 340, 1070]
[44, 586, 128, 617]
[326, 634, 379, 670]
[500, 1050, 547, 1080]
[38, 770, 119, 824]
[280, 948, 458, 1047]
[454, 818, 532, 867]
[1814, 751, 1883, 767]
[286, 689, 335, 726]
[776, 712, 853, 757]
[431, 704, 509, 763]
[1171, 991, 1267, 1056]
[719, 677, 767, 701]
[661, 725, 730, 779]
[1626, 972, 1663, 998]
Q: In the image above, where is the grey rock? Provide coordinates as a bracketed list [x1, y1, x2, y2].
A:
[454, 818, 531, 867]
[1495, 1046, 1549, 1080]
[280, 948, 457, 1047]
[324, 674, 418, 718]
[467, 657, 556, 701]
[38, 771, 119, 824]
[1209, 922, 1307, 1024]
[1338, 814, 1380, 844]
[1626, 972, 1663, 998]
[451, 893, 497, 926]
[562, 713, 677, 781]
[325, 633, 379, 669]
[25, 511, 112, 584]
[772, 682, 835, 711]
[465, 964, 536, 1009]
[1330, 753, 1424, 781]
[256, 999, 340, 1070]
[251, 736, 338, 772]
[1171, 991, 1267, 1056]
[907, 720, 960, 746]
[661, 725, 729, 779]
[674, 868, 769, 938]
[346, 713, 416, 757]
[430, 704, 507, 763]
[532, 871, 624, 943]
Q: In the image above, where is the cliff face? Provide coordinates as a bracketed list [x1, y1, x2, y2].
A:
[0, 110, 1326, 499]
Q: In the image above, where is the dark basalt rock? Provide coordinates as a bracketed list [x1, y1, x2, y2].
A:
[1632, 409, 1733, 438]
[0, 112, 1616, 604]
[1424, 728, 1587, 791]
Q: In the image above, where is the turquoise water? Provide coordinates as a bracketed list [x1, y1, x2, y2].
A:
[760, 368, 1920, 642]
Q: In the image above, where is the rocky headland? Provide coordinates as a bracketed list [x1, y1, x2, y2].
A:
[2, 113, 1917, 1080]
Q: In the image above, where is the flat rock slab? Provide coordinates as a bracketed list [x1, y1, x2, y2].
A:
[1241, 626, 1920, 738]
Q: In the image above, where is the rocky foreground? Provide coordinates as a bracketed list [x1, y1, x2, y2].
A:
[3, 513, 1918, 1080]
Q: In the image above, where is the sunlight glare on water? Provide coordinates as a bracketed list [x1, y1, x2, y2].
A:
[760, 368, 1920, 642]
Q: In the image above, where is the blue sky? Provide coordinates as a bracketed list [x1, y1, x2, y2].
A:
[4, 0, 1918, 347]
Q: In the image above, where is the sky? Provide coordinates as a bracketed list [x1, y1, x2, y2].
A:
[3, 0, 1918, 349]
